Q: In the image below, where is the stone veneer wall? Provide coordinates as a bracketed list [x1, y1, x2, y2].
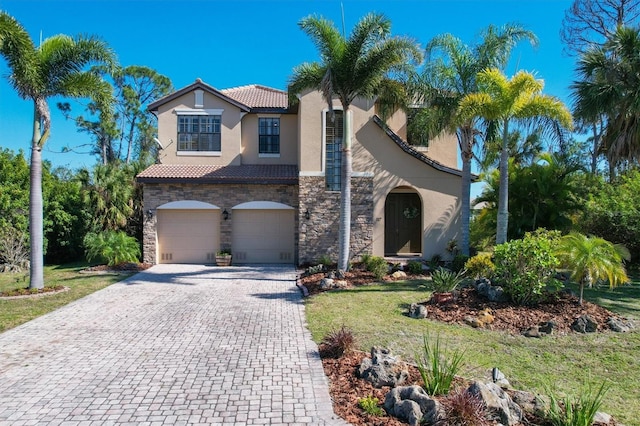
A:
[143, 183, 298, 264]
[298, 176, 373, 265]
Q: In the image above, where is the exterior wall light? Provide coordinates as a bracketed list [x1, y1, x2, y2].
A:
[146, 209, 154, 220]
[305, 208, 310, 220]
[223, 209, 229, 220]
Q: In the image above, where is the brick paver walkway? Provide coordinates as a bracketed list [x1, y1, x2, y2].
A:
[0, 264, 348, 425]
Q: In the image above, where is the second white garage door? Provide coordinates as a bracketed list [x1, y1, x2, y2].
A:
[232, 202, 295, 264]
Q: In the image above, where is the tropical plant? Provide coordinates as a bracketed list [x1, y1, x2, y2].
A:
[0, 225, 30, 272]
[547, 382, 609, 426]
[493, 229, 562, 305]
[357, 395, 385, 417]
[411, 24, 537, 256]
[459, 68, 573, 245]
[555, 232, 629, 304]
[473, 153, 584, 242]
[289, 13, 421, 273]
[416, 333, 465, 396]
[572, 26, 640, 179]
[431, 267, 465, 293]
[84, 230, 140, 266]
[0, 12, 114, 288]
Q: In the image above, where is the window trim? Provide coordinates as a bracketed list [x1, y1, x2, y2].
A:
[258, 115, 281, 157]
[323, 108, 345, 192]
[175, 108, 224, 154]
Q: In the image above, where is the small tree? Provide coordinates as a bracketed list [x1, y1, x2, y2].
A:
[555, 232, 630, 304]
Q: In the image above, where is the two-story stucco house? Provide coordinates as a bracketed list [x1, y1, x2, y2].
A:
[136, 78, 464, 265]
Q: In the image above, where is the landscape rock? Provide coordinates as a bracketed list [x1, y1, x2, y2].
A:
[510, 390, 548, 418]
[571, 315, 598, 333]
[522, 325, 541, 338]
[319, 278, 334, 289]
[464, 315, 482, 328]
[607, 317, 634, 333]
[384, 385, 440, 426]
[468, 381, 523, 425]
[487, 285, 505, 302]
[327, 271, 336, 279]
[409, 303, 427, 319]
[357, 347, 409, 388]
[392, 270, 407, 279]
[491, 367, 510, 388]
[523, 321, 556, 338]
[593, 411, 612, 425]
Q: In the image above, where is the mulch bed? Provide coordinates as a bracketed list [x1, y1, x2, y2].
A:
[0, 285, 68, 298]
[81, 262, 153, 273]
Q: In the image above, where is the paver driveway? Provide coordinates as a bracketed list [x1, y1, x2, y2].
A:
[0, 264, 348, 425]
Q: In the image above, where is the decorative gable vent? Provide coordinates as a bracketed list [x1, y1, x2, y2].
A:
[194, 89, 204, 108]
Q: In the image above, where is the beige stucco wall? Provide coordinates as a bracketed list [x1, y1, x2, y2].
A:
[417, 132, 459, 170]
[155, 91, 243, 166]
[240, 113, 298, 164]
[296, 89, 461, 260]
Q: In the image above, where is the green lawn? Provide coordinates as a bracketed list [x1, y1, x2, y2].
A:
[0, 263, 132, 333]
[305, 279, 640, 425]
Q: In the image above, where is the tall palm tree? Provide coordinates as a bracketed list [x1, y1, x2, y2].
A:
[572, 26, 640, 179]
[289, 13, 421, 272]
[556, 232, 630, 304]
[411, 24, 537, 256]
[0, 12, 114, 288]
[459, 69, 573, 245]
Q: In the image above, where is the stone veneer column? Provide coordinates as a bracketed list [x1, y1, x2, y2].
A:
[298, 176, 373, 265]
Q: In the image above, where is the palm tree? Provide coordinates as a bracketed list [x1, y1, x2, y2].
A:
[411, 24, 537, 256]
[556, 232, 630, 304]
[572, 26, 640, 179]
[289, 13, 421, 272]
[458, 69, 573, 245]
[0, 12, 114, 288]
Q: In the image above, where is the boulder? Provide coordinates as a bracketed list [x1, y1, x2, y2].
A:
[510, 390, 548, 418]
[464, 315, 482, 328]
[392, 270, 407, 279]
[571, 315, 598, 333]
[384, 385, 440, 426]
[467, 381, 523, 425]
[607, 317, 635, 333]
[357, 347, 409, 388]
[593, 411, 612, 425]
[319, 278, 334, 289]
[491, 367, 510, 389]
[522, 325, 541, 338]
[538, 321, 556, 334]
[409, 303, 428, 319]
[487, 285, 505, 302]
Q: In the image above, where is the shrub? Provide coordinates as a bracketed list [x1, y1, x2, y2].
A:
[317, 254, 333, 267]
[464, 253, 495, 279]
[84, 231, 140, 266]
[449, 254, 469, 273]
[364, 256, 388, 280]
[427, 254, 443, 270]
[431, 268, 465, 293]
[493, 229, 561, 305]
[358, 395, 385, 416]
[547, 382, 609, 426]
[440, 387, 491, 426]
[416, 333, 465, 396]
[406, 260, 424, 275]
[320, 326, 356, 358]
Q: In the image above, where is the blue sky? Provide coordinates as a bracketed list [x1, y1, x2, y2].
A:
[0, 0, 576, 172]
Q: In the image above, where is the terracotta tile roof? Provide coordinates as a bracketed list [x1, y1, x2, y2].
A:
[220, 85, 288, 109]
[372, 115, 477, 180]
[136, 164, 298, 185]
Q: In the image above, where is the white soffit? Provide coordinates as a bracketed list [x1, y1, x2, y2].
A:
[157, 200, 220, 210]
[232, 201, 294, 210]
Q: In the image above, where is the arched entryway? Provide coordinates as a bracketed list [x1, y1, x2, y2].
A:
[384, 188, 422, 255]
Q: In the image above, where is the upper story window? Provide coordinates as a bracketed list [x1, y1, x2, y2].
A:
[259, 117, 280, 155]
[177, 115, 221, 152]
[325, 110, 343, 191]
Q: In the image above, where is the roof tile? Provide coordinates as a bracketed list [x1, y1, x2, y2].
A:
[221, 85, 288, 109]
[136, 164, 298, 185]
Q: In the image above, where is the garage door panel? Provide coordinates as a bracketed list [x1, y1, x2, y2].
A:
[232, 209, 294, 264]
[157, 209, 219, 264]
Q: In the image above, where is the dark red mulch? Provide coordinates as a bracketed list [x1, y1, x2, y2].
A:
[83, 262, 153, 273]
[0, 285, 67, 298]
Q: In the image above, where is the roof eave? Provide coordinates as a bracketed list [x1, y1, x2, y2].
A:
[147, 79, 251, 113]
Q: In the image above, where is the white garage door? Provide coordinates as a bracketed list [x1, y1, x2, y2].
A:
[157, 209, 220, 264]
[232, 206, 294, 264]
